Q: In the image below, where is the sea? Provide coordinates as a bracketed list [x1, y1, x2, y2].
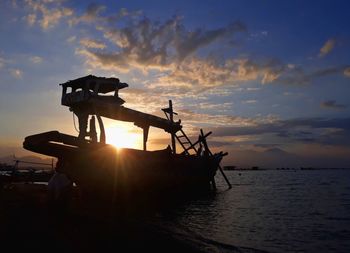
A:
[151, 169, 350, 253]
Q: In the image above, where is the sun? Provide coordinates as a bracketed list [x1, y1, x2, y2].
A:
[105, 122, 141, 149]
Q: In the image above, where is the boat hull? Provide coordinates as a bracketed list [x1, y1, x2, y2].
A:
[23, 131, 219, 203]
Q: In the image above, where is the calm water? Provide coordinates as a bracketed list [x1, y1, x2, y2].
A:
[155, 170, 350, 253]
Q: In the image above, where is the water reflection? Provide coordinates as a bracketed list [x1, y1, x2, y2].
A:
[157, 170, 350, 253]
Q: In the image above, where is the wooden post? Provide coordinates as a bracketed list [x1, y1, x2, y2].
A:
[96, 114, 106, 144]
[169, 100, 176, 154]
[89, 116, 97, 142]
[143, 126, 149, 151]
[181, 131, 212, 155]
[200, 129, 232, 189]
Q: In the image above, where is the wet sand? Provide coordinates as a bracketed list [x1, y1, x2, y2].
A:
[0, 183, 205, 252]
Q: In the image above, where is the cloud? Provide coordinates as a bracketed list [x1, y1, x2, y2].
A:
[67, 36, 76, 43]
[10, 68, 23, 79]
[102, 15, 245, 62]
[148, 57, 286, 93]
[254, 143, 280, 148]
[119, 89, 247, 126]
[21, 2, 347, 94]
[174, 108, 266, 128]
[246, 87, 260, 91]
[210, 117, 350, 147]
[344, 67, 350, 77]
[0, 57, 5, 68]
[75, 10, 301, 93]
[198, 102, 232, 111]
[29, 56, 43, 64]
[276, 65, 347, 85]
[242, 99, 257, 104]
[119, 88, 191, 115]
[82, 16, 245, 70]
[223, 145, 350, 168]
[69, 4, 144, 28]
[25, 0, 74, 30]
[69, 3, 106, 25]
[320, 100, 347, 110]
[79, 38, 106, 49]
[319, 38, 336, 57]
[174, 21, 246, 61]
[41, 4, 342, 93]
[26, 13, 36, 26]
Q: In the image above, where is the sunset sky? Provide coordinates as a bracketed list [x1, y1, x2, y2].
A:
[1, 0, 350, 168]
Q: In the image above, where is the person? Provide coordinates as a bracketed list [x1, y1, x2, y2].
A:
[47, 159, 73, 213]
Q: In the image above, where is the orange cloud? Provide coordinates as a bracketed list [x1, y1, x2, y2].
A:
[79, 38, 106, 49]
[344, 67, 350, 77]
[319, 38, 336, 57]
[25, 0, 73, 30]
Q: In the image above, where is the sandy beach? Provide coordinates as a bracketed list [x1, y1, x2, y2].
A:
[0, 183, 207, 252]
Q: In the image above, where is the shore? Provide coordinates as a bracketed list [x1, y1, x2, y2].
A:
[0, 183, 207, 252]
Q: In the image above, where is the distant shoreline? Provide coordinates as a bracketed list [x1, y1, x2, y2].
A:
[223, 166, 350, 171]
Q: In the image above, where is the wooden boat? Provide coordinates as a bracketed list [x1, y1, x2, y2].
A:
[23, 75, 230, 204]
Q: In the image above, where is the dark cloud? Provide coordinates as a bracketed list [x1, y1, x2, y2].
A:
[79, 14, 246, 71]
[206, 140, 233, 147]
[69, 6, 350, 93]
[78, 10, 347, 90]
[276, 66, 348, 86]
[69, 3, 106, 25]
[174, 21, 246, 61]
[24, 2, 350, 93]
[321, 100, 347, 110]
[254, 143, 280, 148]
[210, 117, 350, 146]
[223, 146, 350, 168]
[81, 3, 105, 21]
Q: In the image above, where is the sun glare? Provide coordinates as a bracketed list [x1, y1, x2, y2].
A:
[105, 122, 141, 149]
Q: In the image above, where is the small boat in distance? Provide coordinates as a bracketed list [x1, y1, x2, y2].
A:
[23, 75, 230, 205]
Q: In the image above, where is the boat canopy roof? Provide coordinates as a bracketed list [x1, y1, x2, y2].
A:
[60, 75, 128, 94]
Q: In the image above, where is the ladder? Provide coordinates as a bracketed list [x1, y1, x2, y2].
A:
[162, 100, 212, 155]
[162, 101, 232, 189]
[162, 100, 200, 155]
[175, 129, 198, 155]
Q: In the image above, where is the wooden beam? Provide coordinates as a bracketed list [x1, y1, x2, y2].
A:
[169, 100, 176, 154]
[200, 129, 232, 189]
[180, 131, 212, 155]
[143, 126, 149, 151]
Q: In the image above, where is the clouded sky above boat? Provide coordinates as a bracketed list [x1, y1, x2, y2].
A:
[1, 0, 350, 167]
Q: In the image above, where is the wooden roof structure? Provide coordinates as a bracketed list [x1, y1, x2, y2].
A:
[60, 75, 128, 94]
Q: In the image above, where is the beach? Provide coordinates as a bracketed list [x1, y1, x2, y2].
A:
[0, 183, 209, 253]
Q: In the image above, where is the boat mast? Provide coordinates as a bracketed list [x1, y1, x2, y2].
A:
[168, 100, 176, 154]
[162, 100, 178, 154]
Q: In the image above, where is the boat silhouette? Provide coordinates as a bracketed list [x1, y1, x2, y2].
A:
[23, 75, 230, 205]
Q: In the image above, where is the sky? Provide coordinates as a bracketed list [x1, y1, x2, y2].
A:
[1, 0, 350, 168]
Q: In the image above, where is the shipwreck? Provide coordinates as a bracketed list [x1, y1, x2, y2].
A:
[23, 75, 231, 204]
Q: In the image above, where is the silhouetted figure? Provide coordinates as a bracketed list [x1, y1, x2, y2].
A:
[48, 160, 73, 213]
